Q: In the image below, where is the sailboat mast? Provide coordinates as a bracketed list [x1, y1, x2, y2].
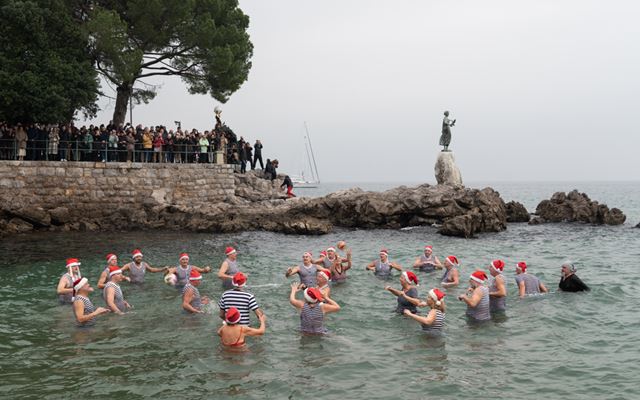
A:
[303, 133, 314, 182]
[304, 121, 321, 183]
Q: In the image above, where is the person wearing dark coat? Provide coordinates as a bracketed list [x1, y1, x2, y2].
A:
[253, 140, 264, 170]
[245, 142, 253, 169]
[559, 262, 590, 292]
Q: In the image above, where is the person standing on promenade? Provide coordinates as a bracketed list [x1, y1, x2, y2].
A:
[441, 256, 460, 288]
[182, 270, 210, 314]
[458, 271, 491, 322]
[412, 245, 443, 272]
[515, 261, 548, 297]
[218, 247, 241, 290]
[15, 123, 27, 161]
[253, 139, 263, 170]
[121, 249, 167, 284]
[558, 261, 590, 292]
[72, 278, 110, 327]
[384, 271, 420, 314]
[488, 259, 507, 313]
[57, 258, 82, 305]
[289, 283, 340, 335]
[103, 266, 132, 315]
[366, 249, 403, 279]
[166, 253, 212, 291]
[218, 272, 264, 326]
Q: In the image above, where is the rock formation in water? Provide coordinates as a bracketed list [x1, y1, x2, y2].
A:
[434, 152, 463, 186]
[533, 190, 626, 225]
[505, 201, 530, 222]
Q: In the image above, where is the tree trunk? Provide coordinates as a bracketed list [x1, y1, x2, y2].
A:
[112, 84, 132, 127]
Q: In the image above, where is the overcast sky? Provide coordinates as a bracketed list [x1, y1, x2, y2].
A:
[85, 0, 640, 183]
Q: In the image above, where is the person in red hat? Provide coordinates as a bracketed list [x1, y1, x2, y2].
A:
[218, 272, 264, 326]
[285, 252, 330, 288]
[289, 283, 340, 334]
[314, 246, 352, 284]
[441, 255, 460, 288]
[458, 270, 491, 322]
[218, 246, 241, 290]
[385, 271, 420, 314]
[121, 249, 168, 284]
[182, 270, 210, 314]
[57, 258, 82, 305]
[365, 249, 403, 278]
[72, 277, 110, 327]
[402, 288, 446, 334]
[166, 253, 212, 290]
[412, 245, 443, 272]
[316, 269, 331, 298]
[97, 253, 130, 289]
[515, 261, 548, 298]
[217, 307, 266, 349]
[488, 259, 507, 313]
[103, 266, 132, 315]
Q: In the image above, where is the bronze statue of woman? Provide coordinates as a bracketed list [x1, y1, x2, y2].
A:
[439, 111, 456, 151]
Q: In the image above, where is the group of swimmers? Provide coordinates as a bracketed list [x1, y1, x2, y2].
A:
[56, 241, 590, 347]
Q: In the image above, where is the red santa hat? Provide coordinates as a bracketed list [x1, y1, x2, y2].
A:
[131, 249, 143, 259]
[108, 266, 122, 277]
[317, 269, 331, 281]
[303, 251, 313, 258]
[179, 253, 189, 261]
[225, 307, 241, 324]
[446, 255, 459, 266]
[327, 247, 336, 253]
[72, 277, 89, 296]
[470, 270, 488, 284]
[225, 247, 236, 256]
[232, 272, 247, 287]
[424, 245, 433, 252]
[320, 250, 327, 257]
[189, 270, 202, 281]
[428, 288, 446, 306]
[402, 270, 419, 285]
[303, 287, 324, 303]
[66, 258, 81, 268]
[490, 259, 505, 272]
[516, 261, 527, 272]
[106, 253, 117, 263]
[379, 249, 389, 257]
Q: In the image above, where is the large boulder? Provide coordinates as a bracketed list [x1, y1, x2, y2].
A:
[6, 207, 51, 227]
[534, 190, 626, 225]
[434, 152, 463, 186]
[506, 201, 530, 222]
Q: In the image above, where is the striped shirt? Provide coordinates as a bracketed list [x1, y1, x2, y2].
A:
[74, 295, 96, 327]
[421, 309, 445, 334]
[218, 289, 259, 326]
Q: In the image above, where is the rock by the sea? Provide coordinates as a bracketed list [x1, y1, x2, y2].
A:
[534, 190, 626, 225]
[434, 152, 463, 186]
[505, 201, 530, 223]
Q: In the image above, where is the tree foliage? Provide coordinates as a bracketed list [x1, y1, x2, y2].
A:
[0, 0, 99, 123]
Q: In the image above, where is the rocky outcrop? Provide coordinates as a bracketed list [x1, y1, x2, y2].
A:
[506, 201, 530, 223]
[434, 152, 463, 186]
[636, 222, 640, 228]
[534, 190, 626, 225]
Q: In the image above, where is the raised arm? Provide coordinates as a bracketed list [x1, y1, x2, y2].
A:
[342, 252, 352, 271]
[244, 314, 267, 337]
[400, 291, 424, 307]
[403, 308, 436, 325]
[432, 256, 443, 270]
[412, 257, 423, 269]
[285, 266, 300, 278]
[389, 262, 403, 272]
[365, 261, 376, 271]
[289, 282, 304, 309]
[385, 286, 404, 297]
[193, 265, 212, 273]
[460, 287, 484, 307]
[320, 297, 340, 314]
[146, 263, 168, 273]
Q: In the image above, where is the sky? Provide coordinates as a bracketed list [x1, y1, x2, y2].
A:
[85, 0, 640, 183]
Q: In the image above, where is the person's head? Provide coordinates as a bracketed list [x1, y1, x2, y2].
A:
[225, 246, 237, 261]
[189, 270, 202, 287]
[65, 258, 81, 276]
[561, 261, 576, 276]
[489, 259, 505, 277]
[179, 253, 189, 267]
[428, 288, 446, 311]
[131, 249, 143, 264]
[515, 261, 527, 275]
[232, 272, 247, 289]
[444, 255, 458, 269]
[400, 271, 419, 288]
[303, 287, 323, 304]
[225, 307, 241, 325]
[109, 266, 124, 283]
[106, 253, 118, 267]
[469, 270, 488, 288]
[326, 247, 336, 259]
[379, 249, 389, 263]
[73, 277, 93, 297]
[302, 252, 313, 265]
[317, 270, 330, 287]
[424, 245, 433, 257]
[444, 110, 450, 116]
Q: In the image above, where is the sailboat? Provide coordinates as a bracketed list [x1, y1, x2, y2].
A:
[290, 122, 320, 188]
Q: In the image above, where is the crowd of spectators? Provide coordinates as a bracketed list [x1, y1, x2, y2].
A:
[0, 121, 268, 174]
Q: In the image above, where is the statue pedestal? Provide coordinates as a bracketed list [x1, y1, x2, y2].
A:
[215, 151, 225, 164]
[435, 151, 463, 186]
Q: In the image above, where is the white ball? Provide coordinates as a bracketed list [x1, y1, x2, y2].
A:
[164, 273, 177, 286]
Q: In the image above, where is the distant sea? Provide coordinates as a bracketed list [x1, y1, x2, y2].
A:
[1, 181, 639, 399]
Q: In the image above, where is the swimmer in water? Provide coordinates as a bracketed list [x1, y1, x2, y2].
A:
[488, 259, 507, 313]
[97, 253, 130, 289]
[316, 270, 331, 298]
[366, 249, 402, 278]
[412, 245, 443, 272]
[515, 261, 548, 298]
[57, 258, 82, 305]
[289, 283, 340, 335]
[315, 246, 352, 283]
[121, 249, 167, 284]
[182, 270, 210, 314]
[385, 271, 419, 314]
[166, 253, 212, 290]
[103, 266, 132, 315]
[558, 261, 590, 292]
[218, 247, 241, 290]
[218, 307, 266, 348]
[440, 255, 460, 288]
[72, 278, 110, 327]
[458, 271, 491, 322]
[285, 252, 330, 288]
[402, 288, 446, 334]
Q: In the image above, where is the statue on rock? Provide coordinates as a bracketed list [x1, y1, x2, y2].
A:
[439, 110, 456, 151]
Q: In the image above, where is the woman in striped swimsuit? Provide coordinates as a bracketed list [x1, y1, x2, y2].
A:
[218, 307, 266, 349]
[488, 259, 507, 313]
[316, 270, 331, 299]
[515, 261, 548, 297]
[97, 253, 130, 289]
[289, 283, 340, 335]
[441, 255, 460, 288]
[167, 253, 212, 291]
[103, 266, 132, 315]
[403, 288, 446, 335]
[182, 270, 210, 314]
[218, 247, 241, 290]
[57, 258, 82, 305]
[72, 278, 110, 327]
[366, 249, 403, 279]
[458, 271, 491, 322]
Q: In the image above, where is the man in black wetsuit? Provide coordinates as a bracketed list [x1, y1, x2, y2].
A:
[558, 262, 590, 292]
